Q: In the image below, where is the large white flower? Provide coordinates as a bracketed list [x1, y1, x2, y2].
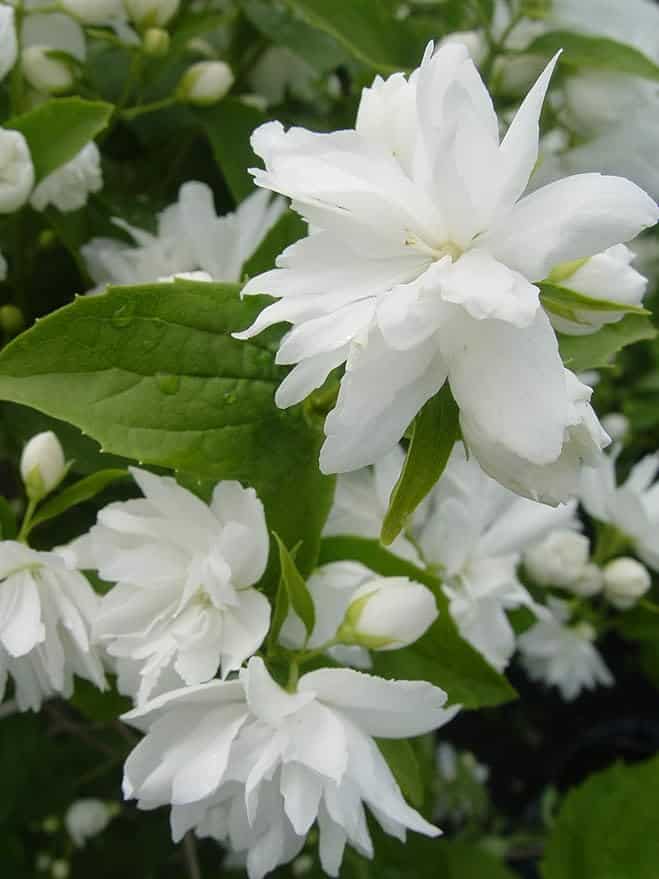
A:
[0, 127, 34, 214]
[236, 43, 657, 501]
[580, 448, 659, 572]
[0, 542, 106, 711]
[123, 656, 456, 879]
[82, 183, 283, 290]
[518, 597, 613, 701]
[0, 6, 17, 82]
[30, 142, 103, 213]
[67, 468, 271, 704]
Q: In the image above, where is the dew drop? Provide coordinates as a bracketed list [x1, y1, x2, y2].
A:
[156, 373, 180, 395]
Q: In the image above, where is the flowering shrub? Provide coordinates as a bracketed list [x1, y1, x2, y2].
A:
[1, 1, 659, 878]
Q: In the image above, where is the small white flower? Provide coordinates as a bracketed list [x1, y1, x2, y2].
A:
[602, 557, 651, 610]
[523, 529, 590, 589]
[236, 43, 656, 500]
[68, 468, 271, 704]
[124, 0, 179, 28]
[0, 542, 106, 711]
[65, 799, 114, 847]
[570, 563, 604, 599]
[30, 143, 103, 213]
[82, 182, 283, 289]
[0, 127, 34, 214]
[51, 861, 70, 879]
[122, 656, 456, 879]
[20, 431, 67, 498]
[0, 6, 17, 82]
[580, 449, 659, 572]
[342, 576, 437, 650]
[178, 61, 234, 106]
[518, 598, 613, 701]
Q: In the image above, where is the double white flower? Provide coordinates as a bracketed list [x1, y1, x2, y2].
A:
[237, 43, 657, 503]
[68, 468, 271, 704]
[123, 656, 456, 879]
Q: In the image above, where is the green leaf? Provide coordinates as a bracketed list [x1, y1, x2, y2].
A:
[29, 469, 128, 532]
[540, 281, 649, 324]
[365, 834, 517, 879]
[282, 0, 415, 71]
[541, 756, 659, 879]
[527, 31, 659, 81]
[0, 280, 334, 577]
[558, 315, 656, 371]
[319, 537, 517, 709]
[381, 385, 459, 545]
[273, 533, 316, 641]
[242, 209, 307, 279]
[6, 98, 113, 182]
[70, 676, 131, 723]
[0, 496, 17, 540]
[197, 98, 268, 202]
[376, 738, 424, 808]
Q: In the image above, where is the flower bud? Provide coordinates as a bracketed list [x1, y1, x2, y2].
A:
[65, 799, 113, 847]
[339, 576, 437, 650]
[142, 27, 169, 56]
[524, 530, 590, 588]
[0, 304, 25, 336]
[0, 128, 34, 213]
[600, 412, 629, 443]
[51, 861, 70, 879]
[603, 557, 651, 610]
[123, 0, 179, 29]
[21, 46, 76, 95]
[177, 61, 234, 106]
[0, 6, 18, 83]
[60, 0, 124, 24]
[20, 431, 66, 499]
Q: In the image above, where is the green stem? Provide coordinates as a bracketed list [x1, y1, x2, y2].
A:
[17, 496, 38, 543]
[592, 523, 630, 566]
[286, 659, 299, 692]
[121, 95, 177, 120]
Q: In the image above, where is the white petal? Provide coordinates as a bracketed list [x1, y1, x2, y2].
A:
[242, 656, 315, 725]
[220, 590, 271, 674]
[280, 763, 323, 835]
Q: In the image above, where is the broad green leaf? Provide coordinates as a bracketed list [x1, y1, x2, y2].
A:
[364, 834, 517, 879]
[0, 280, 334, 577]
[381, 385, 459, 545]
[242, 209, 306, 279]
[542, 756, 659, 879]
[283, 0, 415, 71]
[558, 314, 656, 371]
[376, 738, 424, 808]
[29, 469, 128, 532]
[527, 31, 659, 80]
[0, 496, 17, 540]
[319, 537, 517, 709]
[273, 533, 316, 641]
[540, 282, 649, 325]
[6, 98, 113, 182]
[198, 99, 268, 202]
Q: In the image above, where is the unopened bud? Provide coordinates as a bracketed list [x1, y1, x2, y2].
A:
[600, 412, 629, 443]
[570, 562, 604, 598]
[20, 431, 66, 499]
[65, 799, 113, 847]
[177, 61, 234, 106]
[603, 557, 651, 610]
[124, 0, 179, 29]
[0, 304, 24, 336]
[21, 47, 76, 95]
[142, 27, 169, 56]
[524, 530, 590, 589]
[51, 861, 70, 879]
[339, 576, 437, 650]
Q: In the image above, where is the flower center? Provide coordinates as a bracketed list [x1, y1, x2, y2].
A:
[404, 235, 462, 262]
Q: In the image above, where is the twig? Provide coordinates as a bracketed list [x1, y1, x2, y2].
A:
[183, 832, 202, 879]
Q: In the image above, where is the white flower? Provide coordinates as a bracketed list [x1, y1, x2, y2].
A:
[20, 430, 67, 497]
[20, 11, 86, 95]
[124, 0, 179, 28]
[65, 799, 114, 847]
[68, 468, 271, 704]
[178, 61, 234, 106]
[545, 245, 648, 336]
[60, 0, 126, 25]
[0, 6, 17, 82]
[82, 182, 283, 290]
[30, 143, 103, 213]
[122, 656, 456, 879]
[417, 444, 579, 670]
[600, 413, 629, 443]
[248, 47, 318, 108]
[0, 127, 34, 214]
[236, 43, 656, 501]
[518, 598, 613, 701]
[580, 449, 659, 572]
[602, 557, 651, 611]
[523, 529, 590, 589]
[0, 542, 106, 711]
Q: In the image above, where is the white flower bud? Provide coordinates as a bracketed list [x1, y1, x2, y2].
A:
[51, 861, 70, 879]
[65, 799, 113, 847]
[142, 27, 169, 56]
[60, 0, 124, 24]
[600, 412, 629, 443]
[0, 6, 18, 82]
[524, 530, 590, 588]
[438, 30, 487, 65]
[21, 46, 76, 95]
[20, 431, 66, 498]
[570, 562, 604, 598]
[340, 576, 437, 650]
[177, 61, 234, 106]
[123, 0, 179, 29]
[0, 128, 34, 213]
[603, 557, 651, 610]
